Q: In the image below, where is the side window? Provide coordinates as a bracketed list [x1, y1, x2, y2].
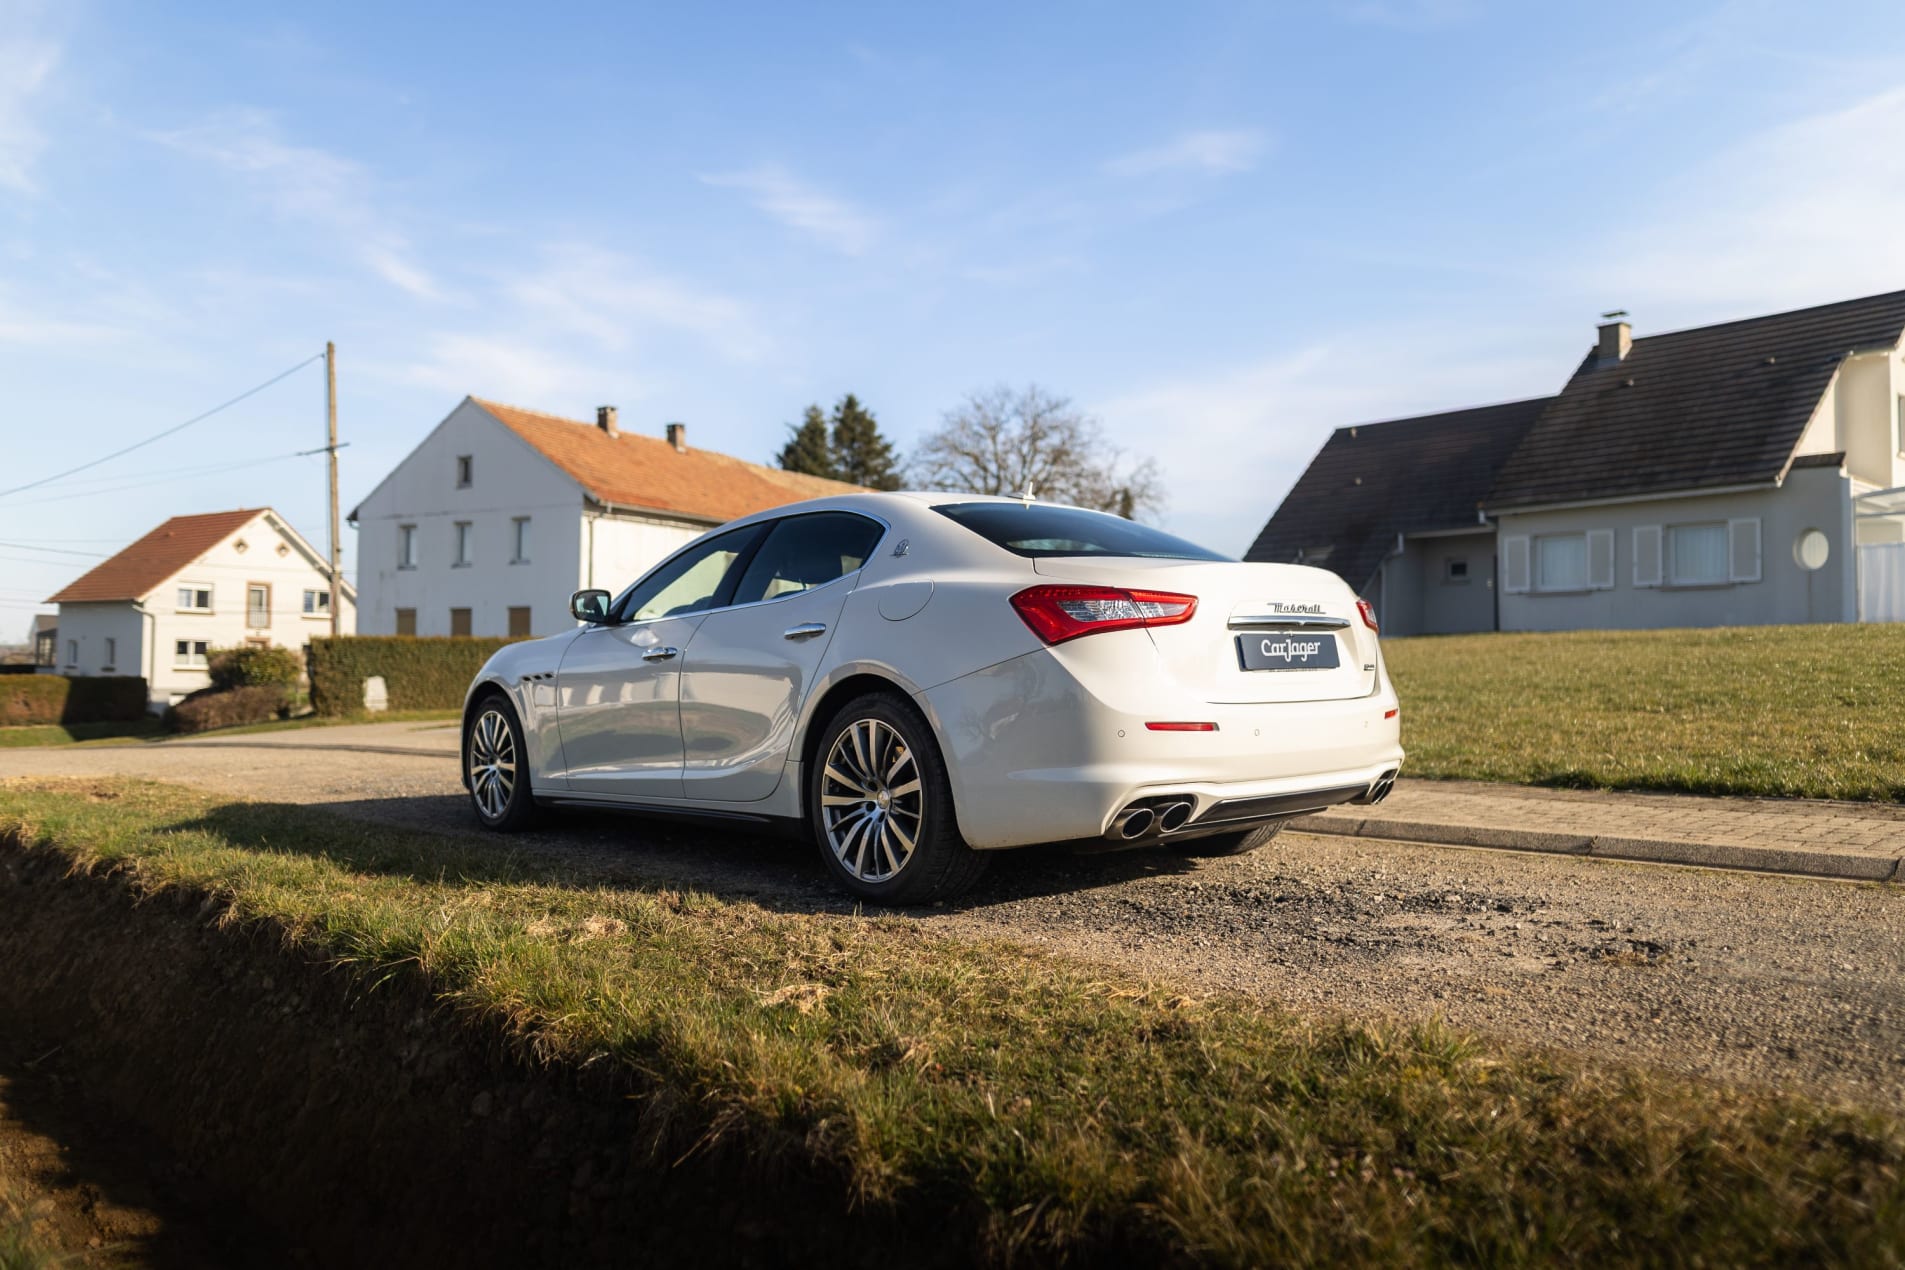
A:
[617, 525, 765, 622]
[730, 513, 884, 606]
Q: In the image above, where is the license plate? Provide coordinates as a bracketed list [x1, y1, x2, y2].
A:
[1236, 632, 1340, 671]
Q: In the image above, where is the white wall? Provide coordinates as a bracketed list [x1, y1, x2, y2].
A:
[1497, 468, 1854, 631]
[50, 602, 143, 679]
[351, 400, 590, 637]
[583, 513, 704, 599]
[1792, 343, 1904, 489]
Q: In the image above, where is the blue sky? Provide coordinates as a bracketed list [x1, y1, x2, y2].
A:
[4, 0, 1905, 638]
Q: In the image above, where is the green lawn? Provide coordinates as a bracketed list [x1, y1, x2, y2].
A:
[1386, 624, 1905, 801]
[2, 778, 1900, 1264]
[0, 709, 456, 749]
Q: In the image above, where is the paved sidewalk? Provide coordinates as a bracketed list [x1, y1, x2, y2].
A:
[1296, 779, 1905, 882]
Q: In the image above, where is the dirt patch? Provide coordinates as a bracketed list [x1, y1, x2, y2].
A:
[0, 848, 974, 1269]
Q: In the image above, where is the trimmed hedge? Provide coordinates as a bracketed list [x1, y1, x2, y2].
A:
[166, 684, 292, 734]
[210, 645, 303, 691]
[0, 675, 149, 725]
[308, 637, 524, 716]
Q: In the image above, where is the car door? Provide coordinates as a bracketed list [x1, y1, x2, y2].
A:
[556, 524, 766, 800]
[677, 511, 886, 803]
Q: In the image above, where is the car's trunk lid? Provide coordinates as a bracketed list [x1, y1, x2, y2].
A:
[1030, 557, 1377, 703]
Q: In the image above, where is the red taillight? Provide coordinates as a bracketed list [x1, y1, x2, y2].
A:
[1010, 585, 1198, 645]
[1145, 721, 1218, 732]
[1357, 599, 1380, 632]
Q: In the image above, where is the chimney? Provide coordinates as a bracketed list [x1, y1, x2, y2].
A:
[596, 405, 619, 437]
[1597, 311, 1631, 364]
[665, 422, 687, 453]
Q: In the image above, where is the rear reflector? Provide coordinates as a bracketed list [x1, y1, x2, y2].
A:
[1384, 708, 1399, 719]
[1010, 584, 1198, 645]
[1145, 721, 1218, 732]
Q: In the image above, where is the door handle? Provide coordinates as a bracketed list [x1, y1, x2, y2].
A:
[641, 646, 680, 662]
[783, 622, 828, 640]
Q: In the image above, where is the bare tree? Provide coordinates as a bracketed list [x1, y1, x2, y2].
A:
[909, 384, 1163, 519]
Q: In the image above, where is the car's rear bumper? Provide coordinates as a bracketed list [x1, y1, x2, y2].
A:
[917, 649, 1404, 850]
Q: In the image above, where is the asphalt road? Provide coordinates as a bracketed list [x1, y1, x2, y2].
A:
[4, 722, 1902, 1106]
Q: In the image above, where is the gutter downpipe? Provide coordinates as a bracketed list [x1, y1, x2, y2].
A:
[1477, 504, 1501, 632]
[133, 599, 158, 714]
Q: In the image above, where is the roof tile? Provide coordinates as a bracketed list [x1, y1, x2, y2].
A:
[474, 398, 863, 523]
[47, 509, 262, 604]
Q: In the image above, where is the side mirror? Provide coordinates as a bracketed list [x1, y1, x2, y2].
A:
[570, 589, 615, 625]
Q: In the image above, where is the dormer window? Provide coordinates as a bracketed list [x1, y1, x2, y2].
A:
[456, 455, 473, 488]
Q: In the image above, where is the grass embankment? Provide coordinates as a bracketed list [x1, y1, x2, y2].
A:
[0, 709, 456, 749]
[1387, 624, 1905, 800]
[2, 780, 1901, 1264]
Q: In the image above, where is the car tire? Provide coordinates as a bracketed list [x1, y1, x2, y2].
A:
[465, 693, 539, 832]
[809, 692, 987, 904]
[1165, 822, 1282, 858]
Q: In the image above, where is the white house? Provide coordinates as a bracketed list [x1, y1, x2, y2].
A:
[349, 397, 860, 638]
[45, 507, 356, 709]
[1250, 288, 1905, 633]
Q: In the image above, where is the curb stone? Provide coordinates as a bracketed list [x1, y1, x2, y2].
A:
[1290, 813, 1903, 883]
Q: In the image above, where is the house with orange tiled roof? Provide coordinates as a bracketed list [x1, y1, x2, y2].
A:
[348, 397, 862, 638]
[44, 508, 356, 709]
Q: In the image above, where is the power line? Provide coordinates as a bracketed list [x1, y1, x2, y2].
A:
[0, 352, 324, 500]
[0, 541, 106, 557]
[0, 450, 313, 510]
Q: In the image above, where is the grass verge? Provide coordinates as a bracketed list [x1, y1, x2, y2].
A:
[1387, 624, 1905, 800]
[2, 778, 1902, 1264]
[0, 709, 456, 749]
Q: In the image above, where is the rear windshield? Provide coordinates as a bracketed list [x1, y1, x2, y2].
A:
[934, 502, 1230, 561]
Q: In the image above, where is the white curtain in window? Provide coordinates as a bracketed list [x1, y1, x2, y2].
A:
[1669, 524, 1727, 584]
[1535, 535, 1588, 591]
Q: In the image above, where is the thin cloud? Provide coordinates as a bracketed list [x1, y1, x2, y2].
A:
[148, 109, 441, 300]
[1588, 84, 1905, 318]
[699, 163, 878, 255]
[0, 26, 58, 193]
[505, 244, 772, 362]
[1104, 129, 1268, 178]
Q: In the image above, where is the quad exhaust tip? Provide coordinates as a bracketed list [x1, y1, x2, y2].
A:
[1113, 806, 1156, 839]
[1108, 798, 1197, 841]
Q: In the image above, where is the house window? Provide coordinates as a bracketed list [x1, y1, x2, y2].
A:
[511, 516, 530, 564]
[1534, 534, 1588, 592]
[398, 524, 418, 569]
[1444, 558, 1469, 583]
[177, 584, 212, 611]
[247, 583, 271, 628]
[1667, 523, 1728, 586]
[34, 631, 54, 667]
[174, 639, 209, 669]
[103, 637, 116, 669]
[1897, 394, 1904, 456]
[303, 589, 331, 616]
[508, 606, 532, 638]
[395, 608, 417, 636]
[456, 455, 473, 488]
[64, 639, 77, 666]
[454, 521, 473, 567]
[450, 607, 473, 637]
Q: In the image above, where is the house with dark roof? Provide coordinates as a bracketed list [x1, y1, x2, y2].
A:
[43, 508, 355, 708]
[349, 397, 863, 638]
[1248, 289, 1905, 634]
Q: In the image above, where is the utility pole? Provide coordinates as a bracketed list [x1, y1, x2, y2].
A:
[326, 341, 341, 639]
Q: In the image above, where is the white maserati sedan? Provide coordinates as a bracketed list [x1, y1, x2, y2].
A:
[461, 492, 1402, 903]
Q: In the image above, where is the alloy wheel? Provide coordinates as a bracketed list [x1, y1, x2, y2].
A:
[820, 717, 924, 883]
[469, 708, 518, 820]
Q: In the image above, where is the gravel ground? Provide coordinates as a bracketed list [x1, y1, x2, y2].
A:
[5, 725, 1902, 1106]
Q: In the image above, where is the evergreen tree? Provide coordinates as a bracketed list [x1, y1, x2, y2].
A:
[829, 393, 903, 490]
[776, 404, 838, 479]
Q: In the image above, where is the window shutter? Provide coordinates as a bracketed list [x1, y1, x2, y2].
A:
[1501, 535, 1531, 594]
[1587, 529, 1615, 590]
[1729, 518, 1762, 583]
[1633, 525, 1663, 588]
